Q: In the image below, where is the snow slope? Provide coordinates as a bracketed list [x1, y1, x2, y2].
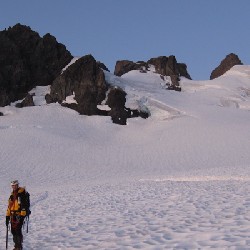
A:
[0, 65, 249, 249]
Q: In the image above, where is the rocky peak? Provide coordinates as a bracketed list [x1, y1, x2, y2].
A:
[210, 53, 243, 80]
[147, 55, 191, 80]
[0, 23, 73, 106]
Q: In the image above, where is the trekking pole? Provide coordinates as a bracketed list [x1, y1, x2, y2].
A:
[6, 225, 9, 250]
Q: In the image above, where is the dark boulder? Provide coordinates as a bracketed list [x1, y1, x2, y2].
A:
[106, 87, 126, 109]
[109, 107, 128, 125]
[15, 93, 35, 108]
[49, 54, 107, 116]
[0, 112, 3, 116]
[15, 103, 23, 108]
[106, 88, 128, 125]
[210, 53, 243, 80]
[106, 87, 149, 125]
[0, 23, 73, 106]
[45, 93, 54, 104]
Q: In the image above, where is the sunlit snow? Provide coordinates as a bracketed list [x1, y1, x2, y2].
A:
[0, 65, 249, 249]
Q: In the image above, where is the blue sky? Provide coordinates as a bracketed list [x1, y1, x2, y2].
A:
[0, 0, 249, 80]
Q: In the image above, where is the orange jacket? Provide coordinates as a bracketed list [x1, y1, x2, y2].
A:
[6, 187, 27, 217]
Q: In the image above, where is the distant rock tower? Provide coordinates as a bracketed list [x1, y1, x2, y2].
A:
[210, 53, 243, 80]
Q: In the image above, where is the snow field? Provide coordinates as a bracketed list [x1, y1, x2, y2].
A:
[5, 180, 249, 249]
[0, 65, 250, 249]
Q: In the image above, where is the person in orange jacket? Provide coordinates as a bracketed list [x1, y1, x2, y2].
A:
[6, 180, 27, 250]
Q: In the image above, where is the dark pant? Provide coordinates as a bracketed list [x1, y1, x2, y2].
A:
[11, 216, 24, 249]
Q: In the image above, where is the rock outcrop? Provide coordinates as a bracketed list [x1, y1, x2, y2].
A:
[106, 87, 149, 125]
[0, 23, 73, 106]
[47, 55, 149, 124]
[106, 88, 128, 125]
[210, 53, 243, 80]
[148, 56, 190, 91]
[147, 56, 191, 79]
[0, 24, 188, 125]
[114, 56, 191, 91]
[47, 54, 107, 116]
[114, 60, 147, 76]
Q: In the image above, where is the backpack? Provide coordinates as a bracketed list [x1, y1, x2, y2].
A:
[22, 189, 31, 217]
[25, 191, 31, 216]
